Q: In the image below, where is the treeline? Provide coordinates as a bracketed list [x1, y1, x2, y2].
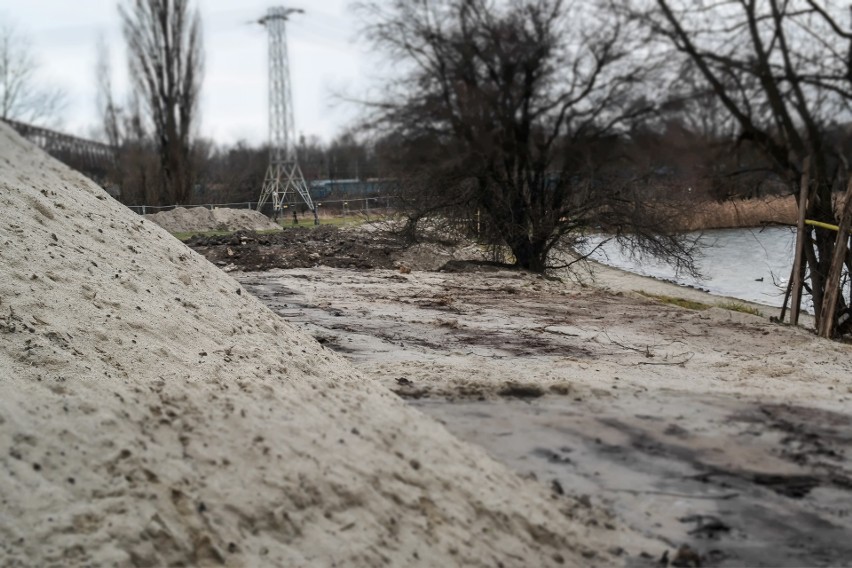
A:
[106, 118, 844, 207]
[107, 133, 388, 206]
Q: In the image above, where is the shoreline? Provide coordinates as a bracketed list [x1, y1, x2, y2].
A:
[577, 257, 813, 327]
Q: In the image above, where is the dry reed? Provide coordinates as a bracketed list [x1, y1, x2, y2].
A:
[669, 195, 798, 232]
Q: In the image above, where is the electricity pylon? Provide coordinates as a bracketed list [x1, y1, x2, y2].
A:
[256, 6, 319, 225]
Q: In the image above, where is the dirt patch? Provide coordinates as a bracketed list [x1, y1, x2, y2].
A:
[439, 259, 513, 273]
[187, 226, 408, 271]
[499, 383, 547, 399]
[187, 225, 496, 272]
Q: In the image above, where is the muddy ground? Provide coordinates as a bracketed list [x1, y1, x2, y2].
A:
[186, 226, 408, 271]
[188, 227, 852, 567]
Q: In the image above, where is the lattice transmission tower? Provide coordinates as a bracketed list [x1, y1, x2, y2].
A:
[256, 6, 318, 225]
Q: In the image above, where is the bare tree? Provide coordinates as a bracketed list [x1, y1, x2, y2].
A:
[95, 36, 160, 206]
[121, 0, 204, 206]
[0, 22, 65, 125]
[357, 0, 697, 273]
[625, 0, 852, 334]
[96, 36, 123, 152]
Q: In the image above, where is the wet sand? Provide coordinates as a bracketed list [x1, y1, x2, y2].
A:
[240, 264, 852, 566]
[413, 396, 852, 567]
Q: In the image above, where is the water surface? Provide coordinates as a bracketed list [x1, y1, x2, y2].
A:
[584, 227, 798, 308]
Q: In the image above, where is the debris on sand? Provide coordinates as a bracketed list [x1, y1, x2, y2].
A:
[187, 227, 495, 272]
[187, 226, 405, 271]
[0, 123, 649, 566]
[499, 382, 547, 399]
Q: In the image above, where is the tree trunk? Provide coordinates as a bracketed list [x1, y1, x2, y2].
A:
[509, 236, 547, 272]
[789, 158, 810, 324]
[817, 178, 852, 338]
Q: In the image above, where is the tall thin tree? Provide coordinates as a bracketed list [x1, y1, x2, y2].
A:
[121, 0, 204, 206]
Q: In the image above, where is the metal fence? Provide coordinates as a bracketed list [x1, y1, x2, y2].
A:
[126, 202, 256, 215]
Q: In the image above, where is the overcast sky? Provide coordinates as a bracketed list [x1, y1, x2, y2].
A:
[0, 0, 373, 146]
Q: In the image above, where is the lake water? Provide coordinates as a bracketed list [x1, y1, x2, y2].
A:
[583, 227, 800, 309]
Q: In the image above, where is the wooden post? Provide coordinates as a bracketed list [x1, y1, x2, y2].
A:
[790, 157, 810, 325]
[779, 275, 793, 322]
[817, 177, 852, 338]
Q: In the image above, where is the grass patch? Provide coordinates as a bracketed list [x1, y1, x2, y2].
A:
[273, 214, 371, 229]
[717, 301, 763, 317]
[312, 215, 368, 227]
[172, 230, 234, 241]
[637, 291, 710, 311]
[638, 291, 764, 317]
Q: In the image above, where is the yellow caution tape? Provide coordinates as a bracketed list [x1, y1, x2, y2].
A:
[805, 219, 840, 232]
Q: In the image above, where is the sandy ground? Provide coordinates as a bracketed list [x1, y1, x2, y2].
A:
[236, 262, 852, 567]
[0, 123, 656, 567]
[145, 206, 280, 233]
[5, 113, 850, 566]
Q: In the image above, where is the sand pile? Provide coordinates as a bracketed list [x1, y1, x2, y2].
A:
[145, 206, 280, 233]
[0, 123, 640, 566]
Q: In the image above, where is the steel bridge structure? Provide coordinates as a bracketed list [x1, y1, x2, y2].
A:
[2, 118, 115, 184]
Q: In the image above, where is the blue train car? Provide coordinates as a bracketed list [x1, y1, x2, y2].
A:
[309, 179, 398, 200]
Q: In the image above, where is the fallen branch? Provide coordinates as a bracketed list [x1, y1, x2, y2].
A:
[600, 331, 657, 356]
[605, 487, 739, 500]
[465, 351, 508, 359]
[637, 353, 695, 366]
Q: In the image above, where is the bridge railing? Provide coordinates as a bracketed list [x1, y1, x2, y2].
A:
[2, 118, 115, 178]
[127, 202, 258, 215]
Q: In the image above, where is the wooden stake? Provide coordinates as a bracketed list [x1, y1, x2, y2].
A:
[790, 157, 810, 325]
[779, 273, 793, 322]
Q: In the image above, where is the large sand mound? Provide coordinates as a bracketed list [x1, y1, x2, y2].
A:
[0, 123, 640, 566]
[146, 206, 280, 233]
